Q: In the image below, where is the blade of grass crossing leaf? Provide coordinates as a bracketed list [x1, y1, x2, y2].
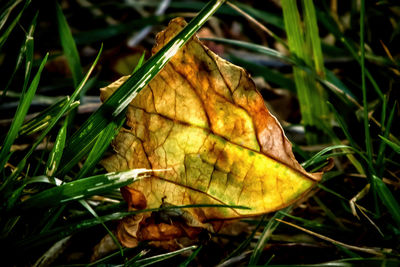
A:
[373, 175, 400, 228]
[133, 246, 197, 267]
[79, 200, 124, 257]
[0, 53, 47, 175]
[74, 51, 142, 179]
[77, 51, 143, 178]
[0, 0, 30, 51]
[55, 2, 83, 87]
[58, 0, 227, 176]
[0, 46, 102, 195]
[249, 206, 291, 265]
[18, 169, 153, 210]
[45, 119, 67, 178]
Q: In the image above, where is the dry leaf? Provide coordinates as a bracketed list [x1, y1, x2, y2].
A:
[101, 18, 321, 247]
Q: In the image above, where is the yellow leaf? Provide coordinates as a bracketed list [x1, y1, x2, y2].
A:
[101, 18, 321, 245]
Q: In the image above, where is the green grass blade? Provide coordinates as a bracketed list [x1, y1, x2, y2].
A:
[315, 8, 384, 101]
[0, 53, 48, 174]
[303, 0, 325, 77]
[302, 145, 352, 169]
[0, 46, 102, 194]
[73, 15, 173, 45]
[14, 204, 248, 251]
[281, 0, 329, 144]
[360, 0, 373, 171]
[229, 55, 296, 93]
[224, 216, 266, 262]
[18, 97, 79, 136]
[45, 119, 67, 178]
[179, 245, 202, 267]
[133, 245, 197, 267]
[55, 2, 83, 87]
[372, 175, 400, 228]
[79, 199, 124, 257]
[17, 169, 153, 210]
[58, 0, 226, 176]
[0, 0, 30, 51]
[0, 0, 23, 30]
[232, 1, 283, 30]
[376, 103, 397, 173]
[203, 37, 357, 102]
[0, 11, 38, 101]
[249, 206, 291, 265]
[327, 102, 357, 148]
[76, 113, 125, 179]
[379, 135, 400, 154]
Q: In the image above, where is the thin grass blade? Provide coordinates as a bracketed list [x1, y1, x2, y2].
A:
[0, 53, 48, 175]
[0, 0, 23, 30]
[372, 175, 400, 228]
[179, 245, 202, 267]
[379, 135, 400, 154]
[376, 103, 397, 173]
[224, 215, 266, 261]
[79, 199, 124, 257]
[133, 245, 197, 267]
[55, 2, 83, 87]
[0, 0, 30, 51]
[249, 206, 291, 265]
[0, 12, 38, 101]
[18, 169, 153, 210]
[76, 113, 125, 179]
[203, 37, 357, 105]
[0, 45, 102, 194]
[301, 145, 353, 169]
[45, 119, 67, 178]
[18, 97, 79, 136]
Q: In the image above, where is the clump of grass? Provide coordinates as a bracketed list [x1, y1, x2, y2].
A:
[0, 0, 399, 266]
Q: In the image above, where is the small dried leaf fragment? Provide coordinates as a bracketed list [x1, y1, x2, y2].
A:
[101, 18, 321, 244]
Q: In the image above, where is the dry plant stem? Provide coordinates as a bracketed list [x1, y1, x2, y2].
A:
[349, 183, 370, 218]
[275, 219, 384, 256]
[355, 203, 384, 237]
[226, 1, 288, 49]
